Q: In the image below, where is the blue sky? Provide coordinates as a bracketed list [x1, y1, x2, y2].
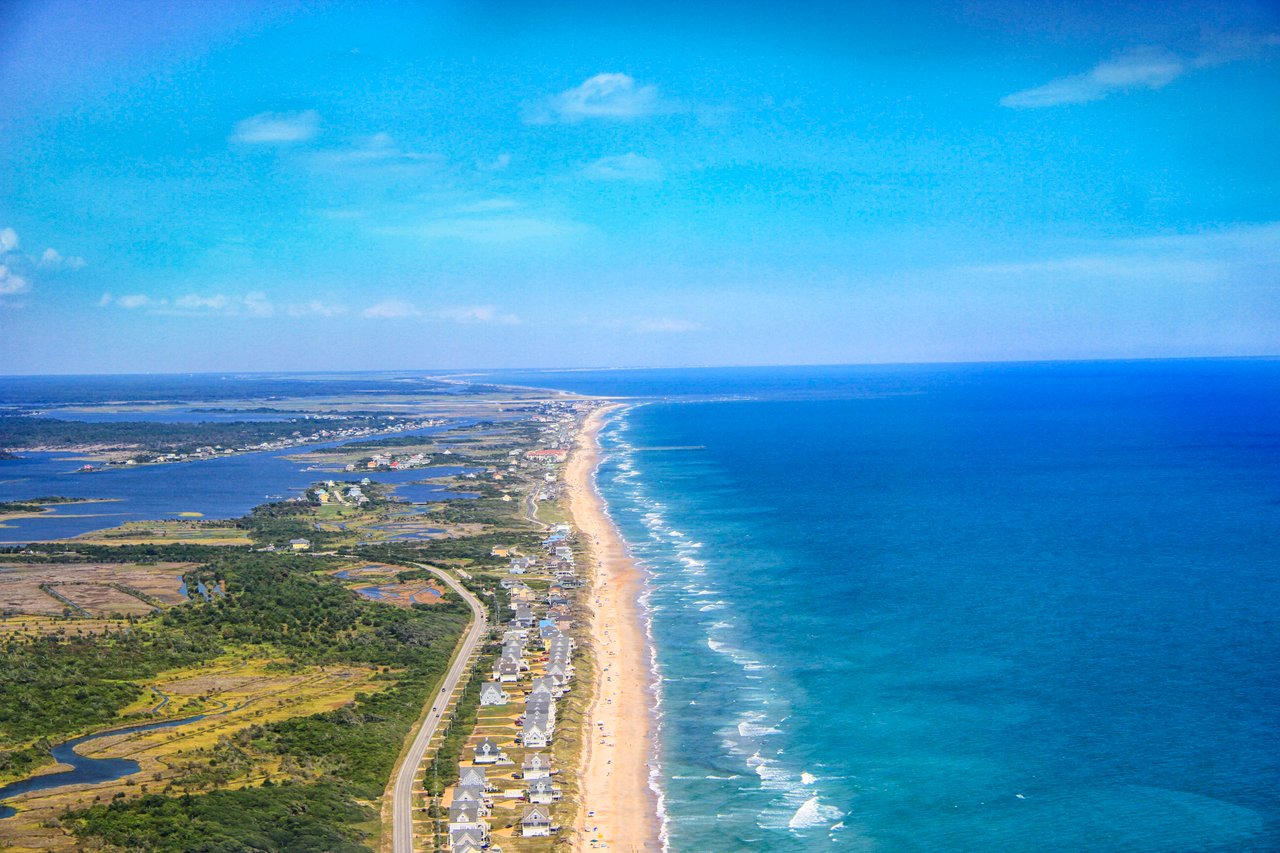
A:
[1, 0, 1277, 373]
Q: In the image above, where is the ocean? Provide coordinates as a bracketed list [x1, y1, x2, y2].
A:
[494, 361, 1280, 852]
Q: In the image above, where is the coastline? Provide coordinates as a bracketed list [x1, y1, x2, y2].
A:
[568, 404, 664, 852]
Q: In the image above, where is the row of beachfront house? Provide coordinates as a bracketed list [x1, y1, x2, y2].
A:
[447, 523, 581, 848]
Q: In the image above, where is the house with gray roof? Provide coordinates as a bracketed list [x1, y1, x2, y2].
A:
[496, 660, 521, 683]
[522, 752, 552, 780]
[448, 802, 487, 838]
[521, 804, 553, 837]
[458, 765, 490, 790]
[522, 719, 550, 748]
[451, 785, 490, 815]
[527, 777, 560, 804]
[450, 826, 485, 852]
[479, 681, 508, 706]
[473, 737, 501, 764]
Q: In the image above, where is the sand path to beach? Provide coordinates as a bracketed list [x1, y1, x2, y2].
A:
[569, 404, 662, 852]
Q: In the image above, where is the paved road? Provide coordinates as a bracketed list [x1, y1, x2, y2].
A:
[390, 563, 489, 853]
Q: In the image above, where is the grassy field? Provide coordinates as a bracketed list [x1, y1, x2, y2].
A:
[0, 561, 195, 620]
[0, 652, 386, 852]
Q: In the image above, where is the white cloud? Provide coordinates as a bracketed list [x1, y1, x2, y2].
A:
[39, 247, 86, 270]
[438, 305, 521, 325]
[362, 300, 421, 319]
[527, 73, 667, 124]
[310, 132, 441, 168]
[116, 294, 152, 309]
[0, 227, 85, 303]
[1002, 47, 1184, 108]
[231, 109, 320, 143]
[582, 153, 663, 182]
[174, 293, 232, 312]
[480, 152, 511, 171]
[0, 264, 30, 297]
[243, 291, 274, 317]
[101, 292, 283, 316]
[1002, 35, 1279, 108]
[287, 300, 347, 317]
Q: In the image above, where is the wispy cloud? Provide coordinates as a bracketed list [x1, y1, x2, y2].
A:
[39, 247, 86, 270]
[309, 132, 441, 169]
[1002, 35, 1280, 108]
[1, 226, 84, 305]
[582, 153, 663, 182]
[287, 300, 347, 317]
[114, 294, 152, 309]
[1002, 47, 1184, 108]
[0, 264, 30, 298]
[231, 109, 320, 143]
[438, 305, 521, 325]
[526, 73, 670, 124]
[362, 300, 421, 319]
[101, 292, 276, 316]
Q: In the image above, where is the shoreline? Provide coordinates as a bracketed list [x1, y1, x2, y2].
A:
[568, 404, 664, 852]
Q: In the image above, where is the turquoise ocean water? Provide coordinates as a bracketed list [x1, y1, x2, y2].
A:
[494, 361, 1280, 852]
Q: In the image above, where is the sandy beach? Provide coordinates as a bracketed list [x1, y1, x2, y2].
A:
[569, 404, 663, 852]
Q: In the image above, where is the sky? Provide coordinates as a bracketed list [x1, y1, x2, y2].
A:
[1, 0, 1277, 374]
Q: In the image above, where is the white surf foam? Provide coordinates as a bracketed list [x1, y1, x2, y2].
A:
[787, 796, 845, 829]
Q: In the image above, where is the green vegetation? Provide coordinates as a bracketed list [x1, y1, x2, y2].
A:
[0, 496, 81, 514]
[0, 547, 469, 848]
[65, 783, 370, 853]
[0, 625, 213, 749]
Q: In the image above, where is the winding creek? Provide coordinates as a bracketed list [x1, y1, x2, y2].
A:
[0, 705, 223, 820]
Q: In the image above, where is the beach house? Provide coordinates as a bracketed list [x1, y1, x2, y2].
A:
[479, 682, 509, 706]
[448, 802, 487, 839]
[449, 826, 485, 853]
[522, 752, 552, 780]
[527, 777, 560, 804]
[472, 738, 501, 764]
[451, 786, 489, 816]
[521, 718, 550, 748]
[496, 660, 521, 683]
[521, 804, 553, 837]
[458, 765, 490, 790]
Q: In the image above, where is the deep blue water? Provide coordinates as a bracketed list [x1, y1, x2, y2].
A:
[0, 426, 467, 542]
[576, 361, 1280, 852]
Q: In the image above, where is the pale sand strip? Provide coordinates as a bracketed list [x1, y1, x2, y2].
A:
[569, 404, 662, 852]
